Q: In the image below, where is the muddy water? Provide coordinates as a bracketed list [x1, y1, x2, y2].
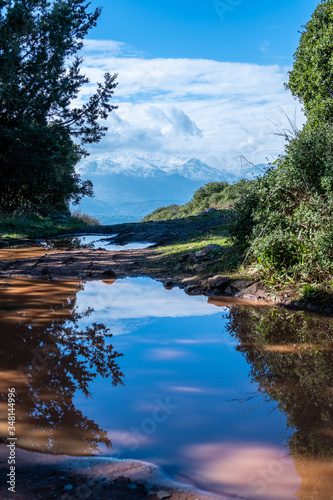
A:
[0, 276, 332, 500]
[0, 234, 154, 262]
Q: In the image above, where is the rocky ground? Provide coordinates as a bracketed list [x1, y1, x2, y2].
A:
[1, 213, 332, 314]
[0, 446, 228, 500]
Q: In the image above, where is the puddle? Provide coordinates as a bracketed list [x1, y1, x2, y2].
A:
[0, 234, 155, 261]
[46, 234, 155, 251]
[0, 277, 332, 499]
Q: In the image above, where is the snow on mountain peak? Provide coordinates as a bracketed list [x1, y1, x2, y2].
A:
[77, 152, 239, 182]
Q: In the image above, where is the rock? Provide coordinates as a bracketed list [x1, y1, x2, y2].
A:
[185, 284, 201, 294]
[230, 280, 252, 291]
[291, 301, 305, 309]
[63, 485, 74, 492]
[207, 275, 230, 290]
[195, 263, 207, 272]
[175, 263, 183, 271]
[63, 256, 76, 265]
[157, 490, 172, 499]
[195, 244, 222, 258]
[163, 280, 175, 289]
[179, 253, 195, 262]
[243, 293, 262, 301]
[101, 269, 117, 278]
[305, 304, 321, 312]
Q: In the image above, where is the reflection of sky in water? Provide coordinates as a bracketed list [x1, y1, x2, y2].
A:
[74, 278, 230, 336]
[74, 278, 298, 499]
[51, 234, 154, 251]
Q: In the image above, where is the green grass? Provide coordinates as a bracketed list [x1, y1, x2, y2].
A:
[0, 211, 99, 246]
[141, 213, 244, 280]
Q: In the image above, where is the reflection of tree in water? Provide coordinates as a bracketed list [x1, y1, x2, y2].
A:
[225, 306, 333, 499]
[45, 235, 96, 251]
[0, 281, 124, 455]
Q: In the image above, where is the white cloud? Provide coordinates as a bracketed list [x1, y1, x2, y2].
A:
[77, 40, 305, 163]
[74, 277, 225, 335]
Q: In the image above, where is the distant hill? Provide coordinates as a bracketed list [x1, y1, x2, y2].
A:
[76, 152, 266, 224]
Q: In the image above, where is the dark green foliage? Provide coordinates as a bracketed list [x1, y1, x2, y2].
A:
[287, 0, 333, 124]
[0, 0, 117, 213]
[142, 179, 255, 222]
[232, 124, 333, 281]
[227, 305, 333, 460]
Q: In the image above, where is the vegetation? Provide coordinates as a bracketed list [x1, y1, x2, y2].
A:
[287, 0, 333, 124]
[141, 0, 333, 297]
[0, 210, 99, 244]
[139, 210, 245, 281]
[0, 0, 117, 214]
[229, 1, 333, 291]
[231, 123, 333, 284]
[141, 179, 256, 222]
[143, 0, 333, 296]
[0, 280, 124, 454]
[227, 305, 333, 462]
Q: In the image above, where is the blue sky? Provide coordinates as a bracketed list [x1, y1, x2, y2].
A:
[79, 0, 319, 163]
[88, 0, 318, 65]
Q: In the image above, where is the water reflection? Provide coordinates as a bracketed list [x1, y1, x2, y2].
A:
[45, 234, 154, 251]
[225, 306, 333, 499]
[0, 280, 124, 455]
[0, 278, 332, 499]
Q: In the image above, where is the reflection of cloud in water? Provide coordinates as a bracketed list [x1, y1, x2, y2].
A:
[148, 348, 188, 360]
[74, 278, 224, 335]
[170, 386, 226, 395]
[180, 443, 299, 500]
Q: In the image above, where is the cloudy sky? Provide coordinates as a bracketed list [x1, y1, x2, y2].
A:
[78, 0, 318, 164]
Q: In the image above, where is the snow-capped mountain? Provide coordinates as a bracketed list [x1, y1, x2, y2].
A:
[76, 152, 265, 224]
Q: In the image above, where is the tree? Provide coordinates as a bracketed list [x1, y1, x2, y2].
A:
[0, 0, 118, 213]
[286, 0, 333, 124]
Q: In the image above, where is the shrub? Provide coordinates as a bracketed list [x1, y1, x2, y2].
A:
[142, 179, 256, 222]
[232, 123, 333, 282]
[71, 210, 100, 226]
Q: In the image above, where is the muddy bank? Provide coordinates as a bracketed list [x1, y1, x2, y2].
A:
[1, 213, 333, 315]
[0, 212, 229, 249]
[1, 244, 332, 315]
[0, 446, 229, 500]
[59, 214, 230, 246]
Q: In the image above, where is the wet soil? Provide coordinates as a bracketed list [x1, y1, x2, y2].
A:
[0, 446, 226, 500]
[1, 215, 333, 314]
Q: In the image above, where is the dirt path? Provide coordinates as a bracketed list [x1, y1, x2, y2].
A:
[1, 215, 333, 314]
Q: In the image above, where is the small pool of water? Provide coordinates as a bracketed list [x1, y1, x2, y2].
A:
[45, 234, 155, 251]
[0, 277, 332, 500]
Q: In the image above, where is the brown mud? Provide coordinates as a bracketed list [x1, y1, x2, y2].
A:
[1, 216, 332, 315]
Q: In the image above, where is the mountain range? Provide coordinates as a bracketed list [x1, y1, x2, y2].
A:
[76, 152, 265, 224]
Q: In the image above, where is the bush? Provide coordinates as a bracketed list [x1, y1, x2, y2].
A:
[71, 210, 100, 226]
[232, 123, 333, 282]
[142, 179, 256, 222]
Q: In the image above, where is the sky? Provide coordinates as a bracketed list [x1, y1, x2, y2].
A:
[78, 0, 319, 164]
